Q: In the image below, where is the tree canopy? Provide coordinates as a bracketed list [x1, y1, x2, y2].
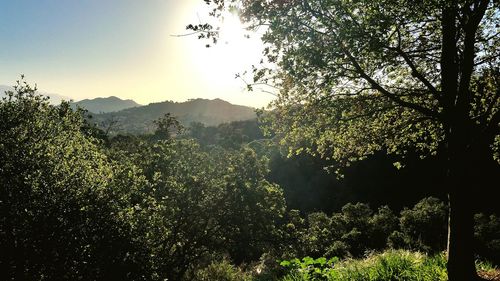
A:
[196, 0, 499, 280]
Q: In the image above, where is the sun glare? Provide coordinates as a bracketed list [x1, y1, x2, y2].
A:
[193, 12, 263, 87]
[220, 12, 246, 45]
[182, 5, 273, 107]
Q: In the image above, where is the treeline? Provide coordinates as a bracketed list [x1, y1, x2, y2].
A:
[281, 198, 499, 263]
[1, 86, 499, 280]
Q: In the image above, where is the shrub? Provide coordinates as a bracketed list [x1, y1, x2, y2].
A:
[399, 197, 448, 252]
[279, 256, 339, 280]
[192, 259, 252, 281]
[474, 213, 500, 265]
[369, 206, 399, 250]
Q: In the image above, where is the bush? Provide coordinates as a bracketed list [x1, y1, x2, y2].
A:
[474, 213, 500, 265]
[369, 206, 399, 250]
[281, 198, 451, 260]
[192, 260, 252, 281]
[280, 257, 339, 280]
[399, 197, 448, 252]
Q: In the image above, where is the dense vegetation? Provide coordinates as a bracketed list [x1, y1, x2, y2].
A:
[193, 0, 499, 280]
[1, 84, 499, 280]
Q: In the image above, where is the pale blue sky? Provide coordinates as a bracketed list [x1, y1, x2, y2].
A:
[0, 0, 273, 107]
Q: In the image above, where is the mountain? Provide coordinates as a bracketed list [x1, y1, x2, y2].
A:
[0, 85, 70, 105]
[91, 98, 257, 135]
[71, 96, 140, 113]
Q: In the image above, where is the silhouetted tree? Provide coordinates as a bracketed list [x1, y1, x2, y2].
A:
[196, 1, 499, 280]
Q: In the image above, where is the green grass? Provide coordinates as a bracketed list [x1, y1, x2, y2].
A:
[476, 259, 498, 272]
[280, 250, 448, 281]
[198, 250, 499, 281]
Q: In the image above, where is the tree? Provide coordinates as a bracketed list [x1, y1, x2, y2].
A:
[108, 135, 285, 279]
[152, 112, 184, 140]
[399, 197, 448, 252]
[196, 0, 499, 280]
[0, 81, 151, 280]
[213, 147, 286, 263]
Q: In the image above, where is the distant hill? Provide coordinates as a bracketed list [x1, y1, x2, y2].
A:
[0, 85, 70, 105]
[91, 98, 257, 135]
[71, 96, 140, 113]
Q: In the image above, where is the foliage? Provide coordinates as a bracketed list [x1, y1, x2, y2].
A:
[151, 112, 184, 140]
[369, 206, 399, 251]
[197, 1, 500, 278]
[1, 81, 499, 280]
[0, 81, 150, 280]
[192, 259, 252, 281]
[0, 82, 285, 280]
[210, 0, 500, 171]
[186, 119, 264, 149]
[281, 203, 399, 259]
[107, 132, 285, 278]
[279, 197, 500, 262]
[280, 257, 339, 280]
[474, 213, 500, 265]
[398, 197, 448, 252]
[280, 250, 448, 281]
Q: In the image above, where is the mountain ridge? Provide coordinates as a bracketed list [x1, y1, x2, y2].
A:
[1, 89, 257, 133]
[71, 96, 141, 113]
[90, 97, 257, 135]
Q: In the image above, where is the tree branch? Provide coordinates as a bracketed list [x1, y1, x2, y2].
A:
[341, 44, 441, 119]
[389, 26, 440, 100]
[339, 106, 398, 122]
[301, 0, 441, 120]
[457, 0, 490, 111]
[474, 53, 500, 67]
[387, 44, 441, 102]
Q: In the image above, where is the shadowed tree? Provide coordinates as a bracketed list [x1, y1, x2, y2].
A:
[0, 81, 152, 280]
[194, 0, 499, 280]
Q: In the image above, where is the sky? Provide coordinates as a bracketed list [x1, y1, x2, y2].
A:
[0, 0, 275, 108]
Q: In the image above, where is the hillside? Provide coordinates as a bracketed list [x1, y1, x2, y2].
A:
[91, 98, 257, 134]
[71, 96, 140, 113]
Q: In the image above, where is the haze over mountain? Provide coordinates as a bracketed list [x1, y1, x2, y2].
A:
[71, 96, 141, 113]
[0, 85, 70, 105]
[91, 98, 257, 135]
[1, 87, 257, 134]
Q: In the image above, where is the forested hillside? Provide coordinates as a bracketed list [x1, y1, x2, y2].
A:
[89, 98, 257, 135]
[70, 96, 141, 113]
[1, 84, 499, 281]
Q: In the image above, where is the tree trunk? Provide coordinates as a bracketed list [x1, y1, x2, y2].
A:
[447, 189, 479, 281]
[444, 118, 487, 281]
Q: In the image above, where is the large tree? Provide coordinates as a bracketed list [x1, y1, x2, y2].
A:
[195, 0, 499, 280]
[0, 81, 153, 280]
